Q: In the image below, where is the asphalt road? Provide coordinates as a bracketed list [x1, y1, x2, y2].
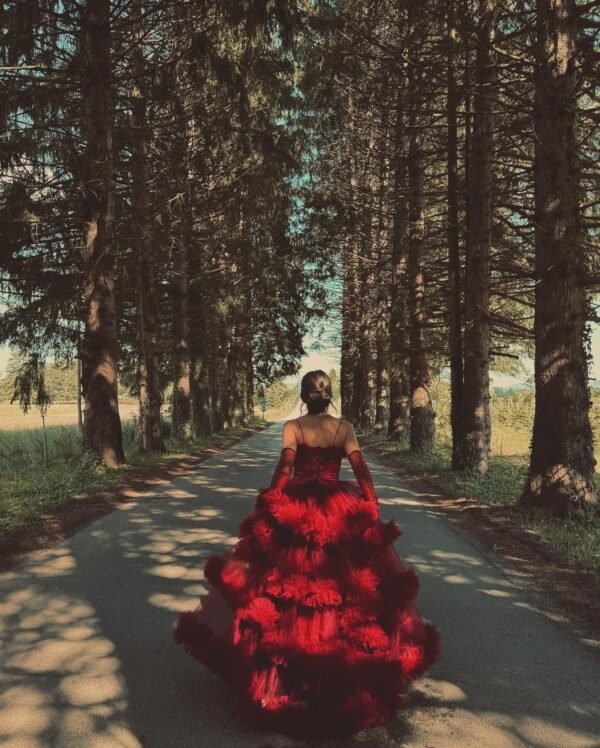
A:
[1, 420, 599, 748]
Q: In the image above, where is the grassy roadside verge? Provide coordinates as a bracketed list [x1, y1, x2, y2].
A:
[361, 434, 600, 577]
[0, 416, 271, 542]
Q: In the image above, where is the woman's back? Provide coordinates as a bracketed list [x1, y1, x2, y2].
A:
[287, 414, 361, 455]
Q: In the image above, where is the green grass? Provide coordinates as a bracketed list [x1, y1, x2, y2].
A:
[362, 433, 600, 575]
[522, 510, 600, 573]
[0, 415, 269, 538]
[0, 451, 125, 535]
[366, 437, 528, 506]
[0, 424, 86, 471]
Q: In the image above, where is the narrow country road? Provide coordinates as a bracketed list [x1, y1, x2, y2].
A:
[1, 421, 599, 747]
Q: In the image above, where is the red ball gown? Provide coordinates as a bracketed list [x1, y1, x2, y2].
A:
[173, 423, 441, 739]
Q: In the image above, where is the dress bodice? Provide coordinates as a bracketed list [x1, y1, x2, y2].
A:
[293, 443, 346, 482]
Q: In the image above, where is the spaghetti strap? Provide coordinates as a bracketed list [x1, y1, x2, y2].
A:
[331, 418, 342, 447]
[296, 418, 304, 444]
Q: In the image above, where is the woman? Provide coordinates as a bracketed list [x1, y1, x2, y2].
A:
[173, 369, 440, 739]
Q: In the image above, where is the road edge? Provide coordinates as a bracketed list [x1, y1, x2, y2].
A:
[364, 445, 600, 653]
[0, 421, 272, 572]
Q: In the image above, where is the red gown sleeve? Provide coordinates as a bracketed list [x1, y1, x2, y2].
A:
[269, 447, 296, 491]
[347, 449, 378, 503]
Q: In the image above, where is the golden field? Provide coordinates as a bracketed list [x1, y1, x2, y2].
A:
[0, 400, 140, 431]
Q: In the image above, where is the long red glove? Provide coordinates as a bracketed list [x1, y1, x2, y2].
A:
[347, 449, 378, 503]
[269, 447, 296, 491]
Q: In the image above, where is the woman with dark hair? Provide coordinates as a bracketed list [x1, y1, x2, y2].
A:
[173, 369, 440, 739]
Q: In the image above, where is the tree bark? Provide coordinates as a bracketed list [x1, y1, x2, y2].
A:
[244, 309, 254, 422]
[521, 0, 598, 517]
[241, 284, 254, 424]
[228, 189, 251, 427]
[357, 218, 376, 431]
[407, 11, 435, 454]
[191, 285, 213, 438]
[357, 117, 378, 432]
[374, 100, 391, 432]
[341, 231, 360, 422]
[340, 95, 361, 422]
[228, 314, 245, 427]
[131, 0, 163, 452]
[388, 75, 411, 443]
[80, 0, 125, 468]
[407, 130, 434, 453]
[76, 352, 83, 434]
[374, 260, 390, 432]
[208, 246, 230, 432]
[358, 334, 375, 431]
[461, 0, 496, 473]
[171, 99, 192, 441]
[171, 230, 191, 439]
[447, 1, 464, 469]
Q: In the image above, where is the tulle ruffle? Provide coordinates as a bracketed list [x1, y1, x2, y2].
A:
[173, 476, 440, 739]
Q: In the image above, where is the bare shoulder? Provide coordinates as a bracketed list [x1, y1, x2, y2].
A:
[341, 419, 361, 453]
[330, 417, 354, 433]
[281, 419, 299, 449]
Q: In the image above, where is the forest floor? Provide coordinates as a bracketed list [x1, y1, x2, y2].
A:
[0, 420, 270, 571]
[362, 437, 600, 651]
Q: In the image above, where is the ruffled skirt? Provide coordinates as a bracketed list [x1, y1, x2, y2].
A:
[173, 477, 441, 740]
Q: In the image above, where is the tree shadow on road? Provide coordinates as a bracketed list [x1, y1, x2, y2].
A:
[1, 427, 599, 746]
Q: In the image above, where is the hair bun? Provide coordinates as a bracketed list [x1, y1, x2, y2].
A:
[300, 370, 334, 413]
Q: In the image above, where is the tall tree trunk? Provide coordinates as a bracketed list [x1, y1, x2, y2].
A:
[374, 102, 391, 432]
[211, 328, 230, 432]
[407, 130, 434, 453]
[341, 100, 361, 423]
[229, 190, 250, 427]
[521, 0, 598, 517]
[447, 1, 464, 469]
[208, 247, 230, 432]
[189, 258, 211, 438]
[357, 258, 376, 431]
[76, 351, 83, 434]
[228, 316, 245, 426]
[341, 232, 359, 421]
[388, 76, 411, 442]
[240, 274, 254, 424]
[80, 0, 125, 468]
[238, 281, 254, 425]
[171, 229, 191, 439]
[170, 97, 193, 441]
[374, 257, 390, 432]
[244, 297, 255, 423]
[407, 15, 435, 454]
[461, 0, 496, 473]
[209, 313, 224, 431]
[131, 0, 163, 452]
[357, 334, 375, 431]
[191, 348, 212, 437]
[357, 123, 377, 432]
[374, 318, 389, 430]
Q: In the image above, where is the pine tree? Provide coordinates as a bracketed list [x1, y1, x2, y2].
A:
[521, 0, 598, 516]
